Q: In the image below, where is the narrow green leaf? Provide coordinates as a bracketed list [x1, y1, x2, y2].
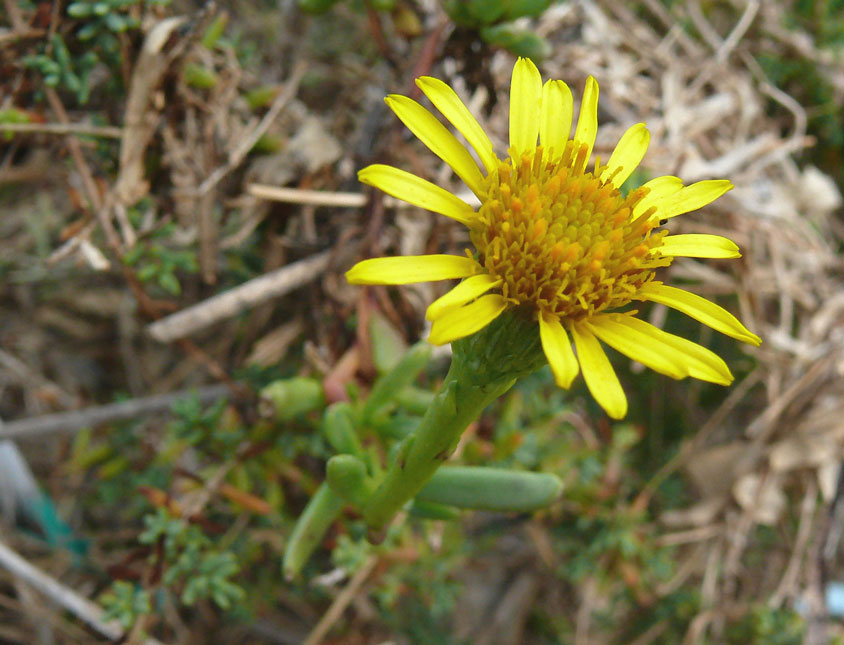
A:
[417, 466, 563, 512]
[282, 483, 344, 580]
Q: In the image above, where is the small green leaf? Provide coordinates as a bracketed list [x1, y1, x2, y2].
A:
[407, 499, 460, 520]
[67, 3, 94, 17]
[503, 0, 552, 20]
[157, 271, 181, 295]
[467, 0, 506, 24]
[326, 454, 373, 508]
[104, 12, 127, 32]
[297, 0, 341, 14]
[201, 13, 228, 49]
[183, 63, 218, 90]
[368, 309, 408, 374]
[368, 0, 396, 11]
[363, 342, 431, 422]
[244, 85, 279, 110]
[480, 23, 551, 61]
[323, 403, 363, 457]
[259, 377, 325, 421]
[283, 483, 345, 579]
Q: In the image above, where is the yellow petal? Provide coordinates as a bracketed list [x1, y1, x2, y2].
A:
[596, 314, 733, 385]
[604, 123, 650, 188]
[416, 76, 498, 174]
[539, 79, 573, 160]
[539, 311, 579, 388]
[346, 254, 480, 285]
[428, 295, 508, 345]
[571, 322, 627, 419]
[385, 95, 484, 196]
[358, 165, 476, 226]
[573, 76, 599, 162]
[586, 314, 733, 385]
[585, 315, 686, 379]
[426, 274, 502, 321]
[637, 283, 761, 346]
[632, 175, 684, 219]
[509, 57, 542, 157]
[654, 179, 733, 221]
[657, 234, 741, 259]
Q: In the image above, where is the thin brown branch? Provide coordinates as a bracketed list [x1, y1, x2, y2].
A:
[146, 250, 333, 343]
[0, 384, 233, 440]
[0, 537, 166, 645]
[195, 62, 306, 197]
[0, 122, 123, 138]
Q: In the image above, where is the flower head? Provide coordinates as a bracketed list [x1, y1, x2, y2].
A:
[347, 58, 760, 419]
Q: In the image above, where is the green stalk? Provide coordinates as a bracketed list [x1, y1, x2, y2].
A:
[362, 308, 548, 539]
[361, 361, 513, 536]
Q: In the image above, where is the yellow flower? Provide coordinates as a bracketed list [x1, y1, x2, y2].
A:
[347, 58, 760, 419]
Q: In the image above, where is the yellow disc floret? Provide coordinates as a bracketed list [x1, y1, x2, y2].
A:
[472, 142, 670, 322]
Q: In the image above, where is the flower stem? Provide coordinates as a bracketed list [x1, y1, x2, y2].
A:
[361, 358, 514, 538]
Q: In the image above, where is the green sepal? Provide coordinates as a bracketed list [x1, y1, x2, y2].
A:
[362, 342, 431, 422]
[417, 466, 563, 512]
[323, 403, 363, 457]
[408, 499, 460, 521]
[326, 455, 373, 508]
[282, 483, 344, 580]
[451, 307, 546, 388]
[361, 310, 549, 535]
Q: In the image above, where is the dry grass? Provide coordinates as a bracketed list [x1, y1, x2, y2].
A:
[1, 0, 843, 642]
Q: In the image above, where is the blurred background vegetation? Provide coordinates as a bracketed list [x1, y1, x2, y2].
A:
[1, 0, 843, 643]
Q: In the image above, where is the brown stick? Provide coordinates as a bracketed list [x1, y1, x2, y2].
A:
[44, 88, 123, 252]
[303, 555, 377, 645]
[194, 62, 306, 197]
[0, 384, 232, 440]
[0, 538, 167, 645]
[0, 122, 124, 138]
[146, 251, 332, 343]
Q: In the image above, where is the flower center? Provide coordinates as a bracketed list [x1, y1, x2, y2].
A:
[471, 142, 670, 322]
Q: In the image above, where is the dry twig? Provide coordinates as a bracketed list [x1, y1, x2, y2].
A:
[0, 537, 166, 645]
[0, 384, 231, 440]
[147, 251, 333, 342]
